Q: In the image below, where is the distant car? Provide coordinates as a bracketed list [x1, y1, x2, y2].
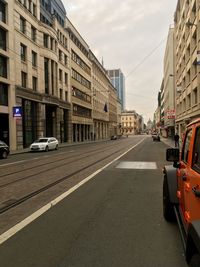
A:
[111, 135, 117, 140]
[152, 134, 160, 142]
[30, 137, 58, 152]
[0, 140, 10, 159]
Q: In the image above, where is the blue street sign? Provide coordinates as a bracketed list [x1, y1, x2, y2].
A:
[13, 106, 22, 117]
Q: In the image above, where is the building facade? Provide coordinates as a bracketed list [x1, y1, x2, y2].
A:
[163, 26, 175, 138]
[174, 0, 200, 136]
[107, 69, 125, 111]
[0, 0, 119, 150]
[121, 110, 138, 135]
[89, 51, 109, 140]
[66, 18, 93, 143]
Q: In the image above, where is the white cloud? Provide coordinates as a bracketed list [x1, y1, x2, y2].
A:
[64, 0, 177, 123]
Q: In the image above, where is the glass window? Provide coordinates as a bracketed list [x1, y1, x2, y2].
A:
[59, 88, 63, 99]
[192, 127, 200, 173]
[28, 0, 31, 12]
[59, 49, 62, 61]
[32, 51, 37, 67]
[20, 16, 26, 34]
[182, 129, 192, 163]
[20, 43, 26, 61]
[0, 55, 7, 78]
[65, 73, 68, 85]
[31, 26, 36, 42]
[44, 58, 49, 94]
[193, 88, 198, 105]
[0, 27, 6, 50]
[0, 82, 8, 106]
[43, 34, 48, 48]
[32, 76, 37, 91]
[59, 69, 62, 81]
[21, 71, 27, 87]
[0, 0, 6, 23]
[33, 3, 36, 17]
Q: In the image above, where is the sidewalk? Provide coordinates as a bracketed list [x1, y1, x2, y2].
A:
[160, 136, 175, 148]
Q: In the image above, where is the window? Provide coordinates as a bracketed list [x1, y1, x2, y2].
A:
[187, 94, 191, 108]
[43, 34, 48, 48]
[21, 71, 27, 87]
[20, 16, 26, 34]
[59, 49, 62, 61]
[50, 37, 54, 50]
[65, 91, 68, 101]
[0, 82, 8, 106]
[192, 127, 200, 172]
[182, 130, 192, 163]
[33, 3, 36, 17]
[20, 43, 26, 61]
[0, 0, 6, 23]
[31, 26, 36, 42]
[28, 0, 31, 12]
[32, 51, 37, 67]
[0, 55, 7, 78]
[64, 55, 68, 66]
[0, 27, 6, 50]
[65, 73, 68, 85]
[59, 88, 63, 99]
[32, 76, 37, 91]
[59, 69, 62, 81]
[44, 58, 49, 94]
[193, 88, 198, 105]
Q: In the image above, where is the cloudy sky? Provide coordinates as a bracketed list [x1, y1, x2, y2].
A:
[63, 0, 177, 123]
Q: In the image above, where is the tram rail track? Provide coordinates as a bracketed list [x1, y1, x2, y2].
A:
[0, 141, 120, 179]
[0, 144, 130, 215]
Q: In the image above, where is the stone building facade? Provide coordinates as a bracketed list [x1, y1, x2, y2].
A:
[0, 0, 119, 150]
[174, 0, 200, 135]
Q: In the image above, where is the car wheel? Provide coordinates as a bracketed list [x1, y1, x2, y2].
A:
[163, 175, 176, 222]
[55, 144, 58, 150]
[1, 151, 8, 159]
[189, 254, 200, 267]
[45, 146, 49, 152]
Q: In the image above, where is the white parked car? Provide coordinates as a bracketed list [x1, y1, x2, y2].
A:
[30, 137, 58, 152]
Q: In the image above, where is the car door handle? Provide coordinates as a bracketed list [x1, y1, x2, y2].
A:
[192, 186, 200, 198]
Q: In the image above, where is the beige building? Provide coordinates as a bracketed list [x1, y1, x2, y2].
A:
[0, 0, 119, 150]
[108, 83, 118, 137]
[89, 51, 109, 140]
[174, 0, 200, 135]
[66, 19, 93, 142]
[121, 111, 137, 135]
[163, 26, 175, 137]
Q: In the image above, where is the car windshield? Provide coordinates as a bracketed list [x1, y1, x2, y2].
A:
[36, 139, 48, 143]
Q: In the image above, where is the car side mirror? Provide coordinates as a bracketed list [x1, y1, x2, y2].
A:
[166, 148, 180, 162]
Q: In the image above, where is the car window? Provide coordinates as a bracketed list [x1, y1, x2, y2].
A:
[192, 127, 200, 173]
[38, 139, 48, 142]
[181, 129, 192, 163]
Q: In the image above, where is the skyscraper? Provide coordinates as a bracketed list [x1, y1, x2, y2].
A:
[107, 69, 125, 110]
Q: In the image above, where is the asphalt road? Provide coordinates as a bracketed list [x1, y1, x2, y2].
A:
[0, 136, 187, 267]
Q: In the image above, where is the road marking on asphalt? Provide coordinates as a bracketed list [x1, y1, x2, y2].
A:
[0, 138, 145, 245]
[0, 160, 27, 167]
[116, 161, 157, 169]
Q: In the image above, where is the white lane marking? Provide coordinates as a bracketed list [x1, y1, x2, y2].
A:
[116, 161, 157, 169]
[0, 160, 27, 167]
[0, 138, 145, 245]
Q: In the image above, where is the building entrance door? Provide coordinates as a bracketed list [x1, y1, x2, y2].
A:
[0, 113, 9, 145]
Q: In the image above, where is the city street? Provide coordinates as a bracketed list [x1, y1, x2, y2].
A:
[0, 136, 186, 267]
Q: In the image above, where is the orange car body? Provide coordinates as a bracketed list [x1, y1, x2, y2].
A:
[163, 118, 200, 266]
